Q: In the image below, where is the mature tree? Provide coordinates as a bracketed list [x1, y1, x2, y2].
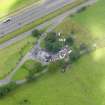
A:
[45, 32, 62, 53]
[0, 82, 17, 98]
[45, 32, 57, 42]
[32, 29, 42, 38]
[52, 41, 62, 53]
[26, 61, 44, 81]
[79, 43, 88, 51]
[77, 6, 86, 13]
[66, 36, 74, 46]
[69, 49, 80, 63]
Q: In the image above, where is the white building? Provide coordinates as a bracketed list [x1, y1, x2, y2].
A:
[50, 45, 72, 62]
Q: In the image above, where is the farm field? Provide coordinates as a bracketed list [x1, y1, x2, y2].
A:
[0, 0, 40, 19]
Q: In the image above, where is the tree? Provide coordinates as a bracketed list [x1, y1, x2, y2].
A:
[80, 43, 88, 51]
[57, 60, 68, 72]
[52, 41, 62, 53]
[0, 82, 17, 98]
[66, 36, 74, 46]
[45, 32, 62, 53]
[77, 6, 87, 13]
[48, 61, 60, 73]
[69, 49, 80, 63]
[32, 29, 41, 38]
[45, 32, 57, 42]
[26, 62, 44, 81]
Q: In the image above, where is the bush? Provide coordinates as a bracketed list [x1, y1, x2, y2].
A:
[77, 6, 87, 13]
[26, 61, 45, 81]
[48, 60, 68, 73]
[32, 29, 42, 38]
[0, 82, 17, 98]
[66, 36, 74, 46]
[58, 60, 69, 72]
[48, 61, 60, 73]
[69, 49, 80, 63]
[80, 43, 88, 51]
[45, 32, 62, 53]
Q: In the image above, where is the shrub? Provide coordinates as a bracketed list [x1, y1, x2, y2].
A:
[45, 32, 62, 53]
[0, 82, 17, 98]
[69, 48, 80, 63]
[66, 36, 74, 46]
[26, 61, 45, 81]
[32, 29, 42, 38]
[80, 43, 88, 51]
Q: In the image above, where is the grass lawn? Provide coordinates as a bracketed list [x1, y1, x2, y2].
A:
[54, 0, 105, 48]
[0, 36, 35, 79]
[72, 0, 105, 40]
[0, 0, 40, 19]
[12, 60, 36, 80]
[12, 67, 28, 81]
[12, 60, 44, 80]
[54, 18, 92, 47]
[0, 47, 105, 105]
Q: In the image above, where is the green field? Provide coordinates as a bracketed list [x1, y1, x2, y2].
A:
[54, 18, 92, 47]
[55, 0, 105, 48]
[0, 47, 105, 105]
[12, 60, 36, 80]
[0, 36, 35, 79]
[72, 0, 105, 39]
[0, 0, 40, 19]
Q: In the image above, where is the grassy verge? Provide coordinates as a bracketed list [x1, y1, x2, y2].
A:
[0, 0, 84, 44]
